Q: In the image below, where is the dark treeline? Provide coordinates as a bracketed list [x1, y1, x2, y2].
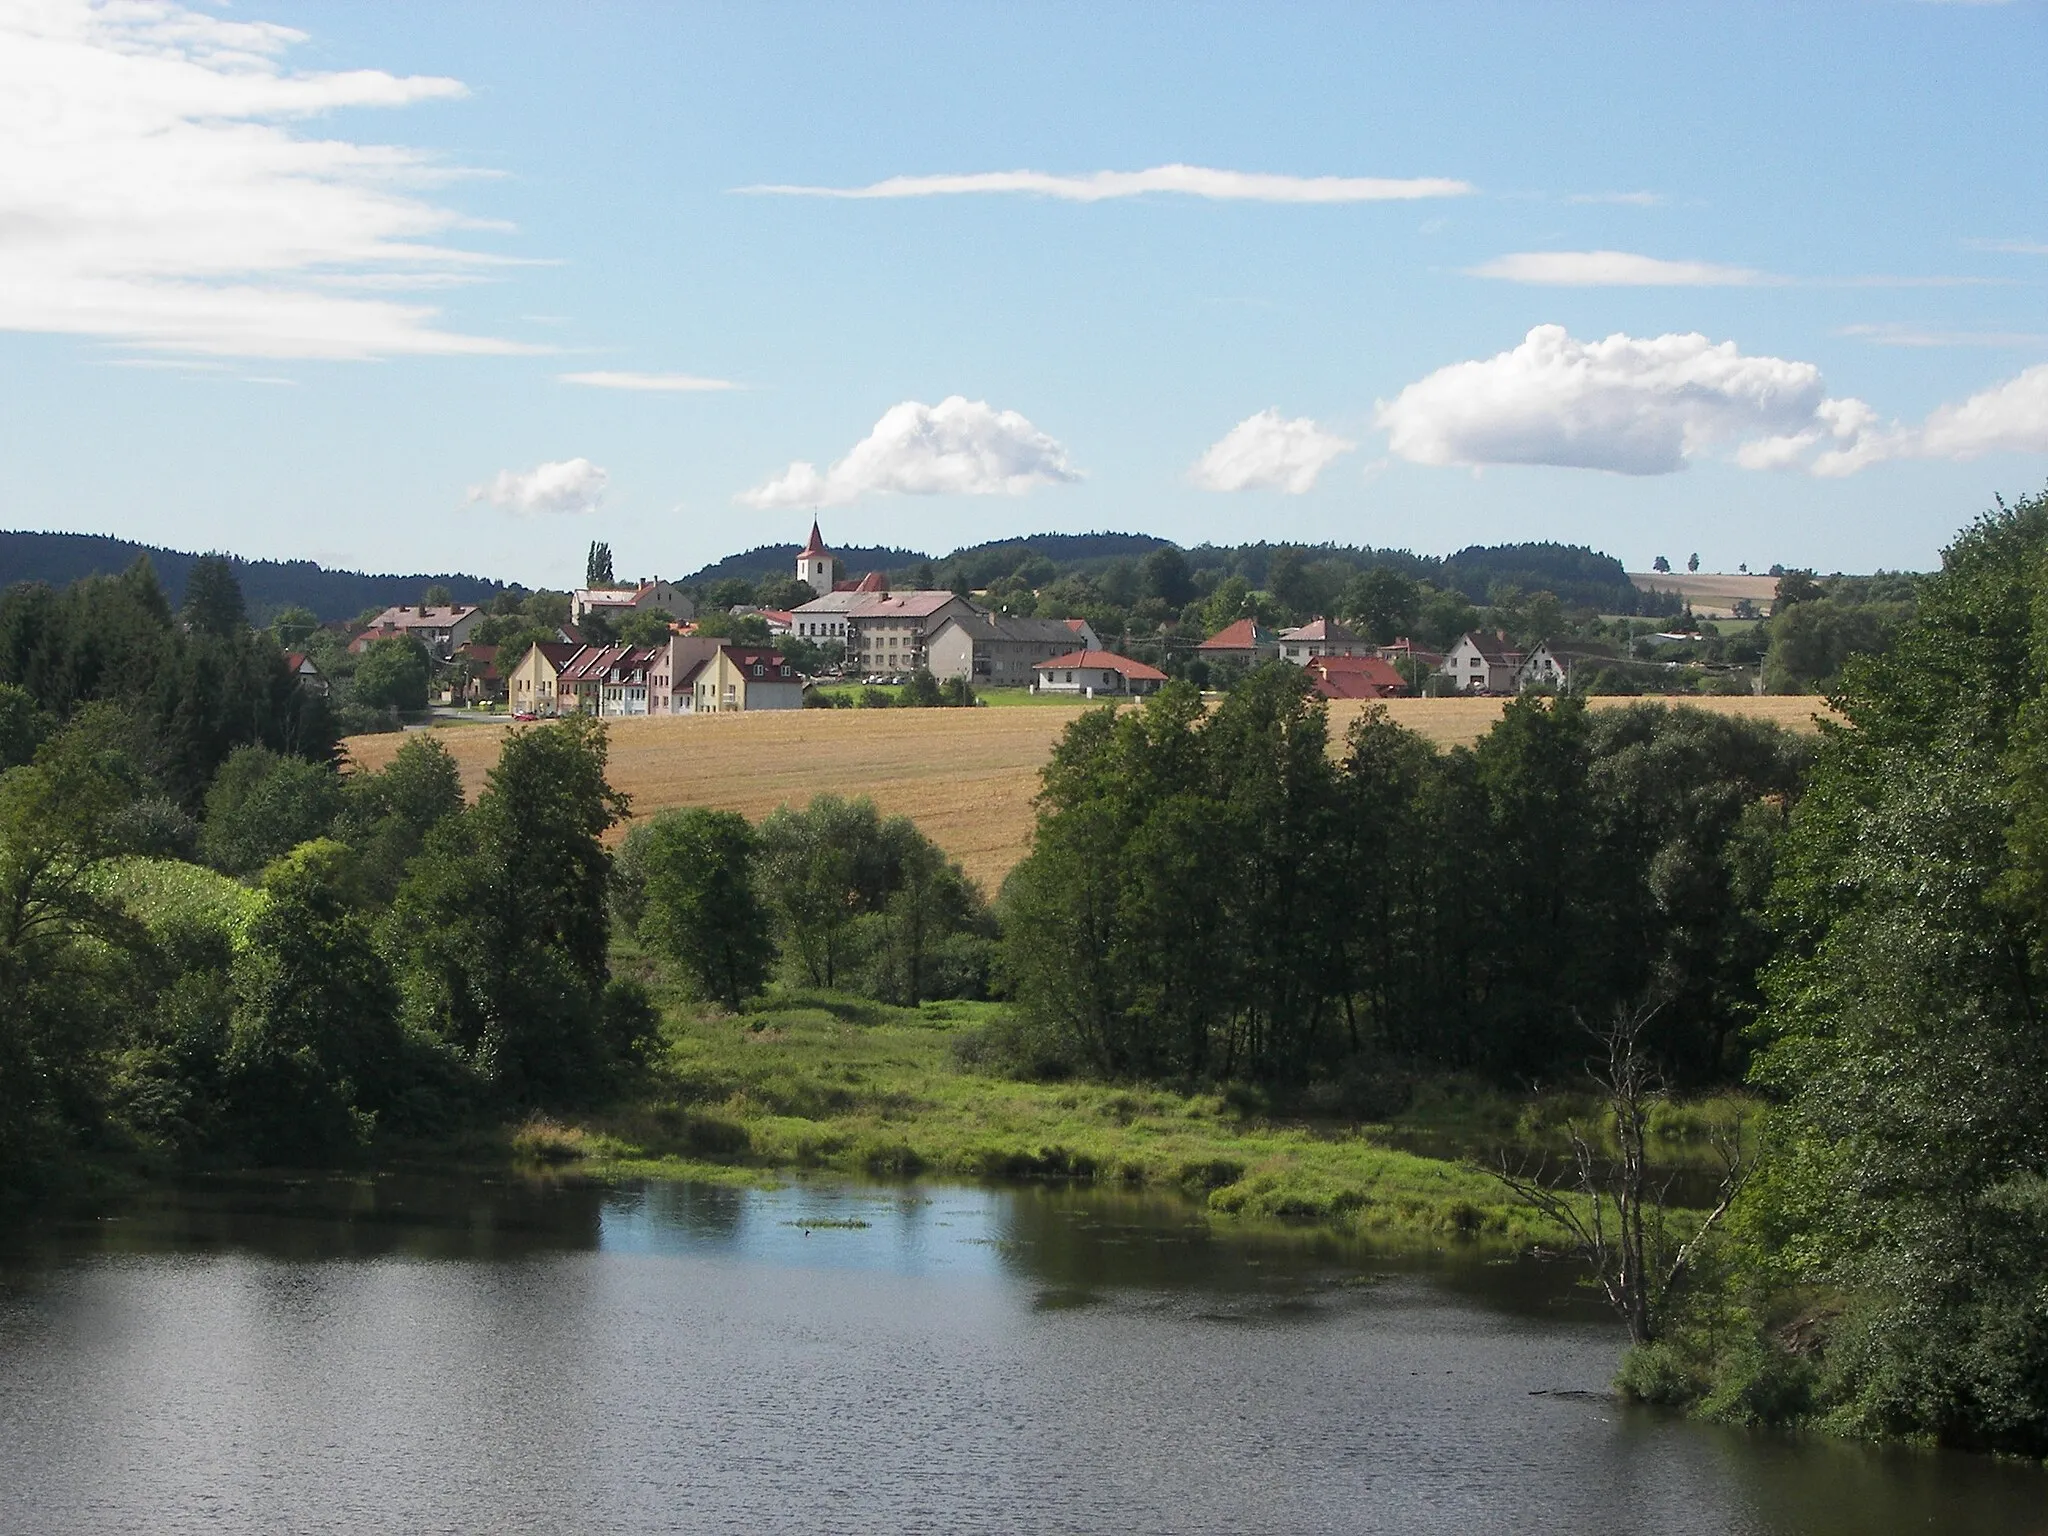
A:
[999, 671, 1807, 1092]
[0, 530, 507, 623]
[0, 555, 335, 804]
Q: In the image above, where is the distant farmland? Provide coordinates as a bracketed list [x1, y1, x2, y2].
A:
[345, 695, 1834, 895]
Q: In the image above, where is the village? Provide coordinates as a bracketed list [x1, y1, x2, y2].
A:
[307, 518, 1764, 722]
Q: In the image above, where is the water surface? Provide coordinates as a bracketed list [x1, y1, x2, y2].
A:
[2, 1171, 2041, 1534]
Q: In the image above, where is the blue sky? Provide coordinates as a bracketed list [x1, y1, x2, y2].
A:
[1, 1, 2043, 588]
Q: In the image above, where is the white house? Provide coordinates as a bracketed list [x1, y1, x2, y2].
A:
[1032, 649, 1169, 697]
[1438, 632, 1523, 693]
[572, 579, 696, 625]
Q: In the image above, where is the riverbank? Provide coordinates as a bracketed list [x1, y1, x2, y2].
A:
[522, 988, 1751, 1249]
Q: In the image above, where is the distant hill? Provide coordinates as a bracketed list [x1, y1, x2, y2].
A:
[934, 531, 1176, 586]
[682, 541, 927, 586]
[1443, 542, 1655, 614]
[0, 531, 509, 622]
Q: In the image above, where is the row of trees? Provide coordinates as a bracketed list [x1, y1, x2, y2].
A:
[1001, 669, 1808, 1088]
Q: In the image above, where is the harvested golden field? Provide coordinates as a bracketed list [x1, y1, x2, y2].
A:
[1627, 569, 1782, 617]
[345, 694, 1836, 894]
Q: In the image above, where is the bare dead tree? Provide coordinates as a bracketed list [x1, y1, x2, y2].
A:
[1487, 999, 1747, 1345]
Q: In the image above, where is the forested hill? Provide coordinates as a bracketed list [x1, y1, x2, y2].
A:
[0, 531, 508, 622]
[1440, 543, 1639, 613]
[692, 529, 1651, 612]
[683, 541, 928, 586]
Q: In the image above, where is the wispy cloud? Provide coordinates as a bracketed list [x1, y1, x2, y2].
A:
[737, 164, 1473, 204]
[1966, 238, 2048, 255]
[1190, 410, 1355, 493]
[0, 0, 540, 360]
[739, 397, 1079, 510]
[1565, 191, 1666, 206]
[1841, 323, 2048, 348]
[1468, 251, 1777, 286]
[560, 371, 743, 392]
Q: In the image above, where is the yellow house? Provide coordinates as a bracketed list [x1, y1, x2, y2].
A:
[689, 644, 805, 713]
[506, 641, 581, 715]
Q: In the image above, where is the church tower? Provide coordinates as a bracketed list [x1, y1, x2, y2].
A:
[796, 519, 835, 592]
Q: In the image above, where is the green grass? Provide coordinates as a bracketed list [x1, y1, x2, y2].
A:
[550, 989, 1628, 1247]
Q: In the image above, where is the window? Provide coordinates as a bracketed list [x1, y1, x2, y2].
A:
[753, 663, 764, 677]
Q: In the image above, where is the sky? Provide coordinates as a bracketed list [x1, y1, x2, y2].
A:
[1, 0, 2044, 589]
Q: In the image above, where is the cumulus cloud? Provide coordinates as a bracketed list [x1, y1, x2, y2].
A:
[738, 164, 1472, 203]
[1376, 325, 1872, 475]
[1468, 251, 1775, 286]
[468, 459, 608, 515]
[739, 397, 1079, 510]
[1377, 325, 2048, 479]
[0, 0, 537, 359]
[1916, 365, 2048, 454]
[560, 371, 741, 392]
[1190, 409, 1356, 493]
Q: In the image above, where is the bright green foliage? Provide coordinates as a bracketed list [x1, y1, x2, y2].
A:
[631, 808, 773, 1010]
[352, 636, 430, 713]
[1737, 490, 2048, 1453]
[387, 716, 628, 1103]
[198, 745, 345, 876]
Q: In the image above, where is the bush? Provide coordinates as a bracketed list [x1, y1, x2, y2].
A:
[1617, 1341, 1708, 1407]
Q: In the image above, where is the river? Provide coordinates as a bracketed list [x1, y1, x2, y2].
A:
[2, 1171, 2041, 1534]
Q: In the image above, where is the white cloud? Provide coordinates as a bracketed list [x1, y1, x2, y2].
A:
[1909, 365, 2048, 461]
[1376, 325, 1872, 475]
[0, 0, 538, 359]
[1377, 325, 2048, 479]
[738, 164, 1472, 204]
[467, 458, 608, 516]
[1190, 409, 1356, 493]
[561, 371, 742, 392]
[1468, 250, 1775, 286]
[739, 397, 1079, 510]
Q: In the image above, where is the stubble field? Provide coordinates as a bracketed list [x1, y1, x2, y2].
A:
[346, 693, 1834, 894]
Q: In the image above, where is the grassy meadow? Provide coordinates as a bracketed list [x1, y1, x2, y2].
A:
[510, 983, 1754, 1249]
[346, 693, 1833, 893]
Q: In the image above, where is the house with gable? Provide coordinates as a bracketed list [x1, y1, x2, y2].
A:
[924, 612, 1102, 687]
[1438, 632, 1524, 694]
[1032, 649, 1168, 697]
[690, 644, 804, 712]
[1196, 617, 1279, 665]
[1276, 617, 1371, 665]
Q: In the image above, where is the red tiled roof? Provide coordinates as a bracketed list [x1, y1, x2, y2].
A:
[1198, 617, 1273, 652]
[1304, 653, 1406, 699]
[1033, 649, 1169, 681]
[800, 520, 831, 558]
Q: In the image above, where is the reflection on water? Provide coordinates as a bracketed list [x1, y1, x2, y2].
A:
[2, 1170, 2043, 1535]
